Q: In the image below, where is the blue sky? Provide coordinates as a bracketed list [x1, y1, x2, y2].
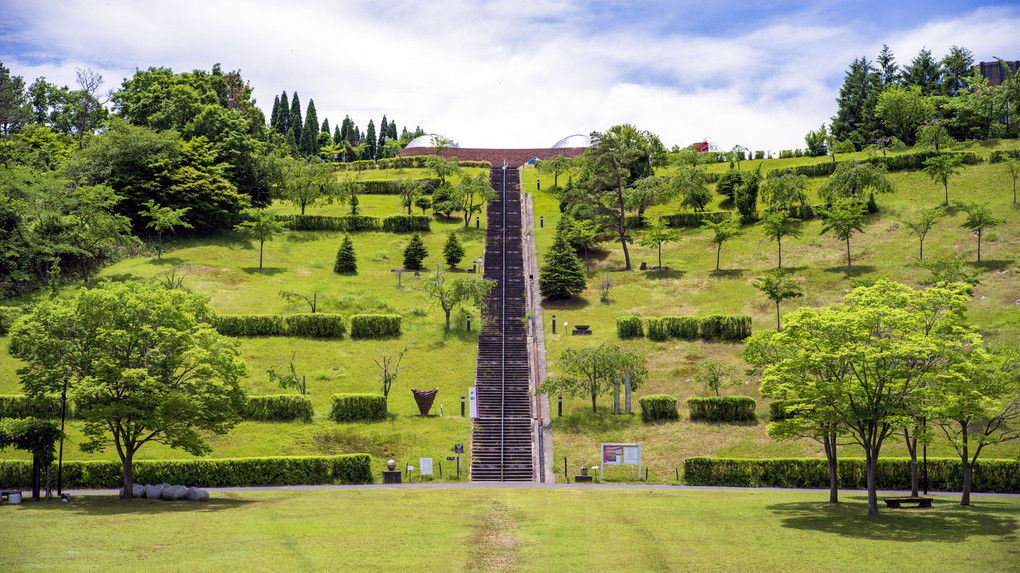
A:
[1, 0, 1017, 151]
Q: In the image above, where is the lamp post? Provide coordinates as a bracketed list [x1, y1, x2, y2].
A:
[57, 381, 67, 496]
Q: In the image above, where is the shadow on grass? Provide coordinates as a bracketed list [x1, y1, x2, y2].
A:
[970, 259, 1014, 272]
[144, 257, 187, 267]
[645, 269, 686, 280]
[552, 410, 636, 434]
[543, 297, 591, 311]
[17, 495, 256, 516]
[241, 267, 287, 275]
[768, 496, 1020, 542]
[709, 268, 747, 279]
[823, 265, 876, 277]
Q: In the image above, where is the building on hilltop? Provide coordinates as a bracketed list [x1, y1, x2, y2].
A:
[973, 60, 1019, 87]
[398, 133, 590, 166]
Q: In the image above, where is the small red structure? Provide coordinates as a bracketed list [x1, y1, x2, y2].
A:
[692, 141, 709, 152]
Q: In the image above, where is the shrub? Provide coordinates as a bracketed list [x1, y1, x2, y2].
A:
[681, 457, 1020, 492]
[716, 170, 743, 199]
[660, 211, 732, 228]
[361, 178, 441, 195]
[329, 394, 387, 422]
[215, 315, 285, 336]
[646, 317, 668, 341]
[662, 316, 700, 339]
[241, 395, 314, 422]
[334, 235, 357, 273]
[699, 315, 751, 341]
[687, 396, 756, 422]
[0, 307, 25, 335]
[284, 314, 346, 338]
[616, 316, 644, 338]
[278, 214, 381, 232]
[0, 455, 372, 488]
[382, 215, 431, 233]
[538, 233, 586, 299]
[350, 314, 401, 338]
[0, 394, 68, 419]
[639, 395, 680, 422]
[403, 234, 428, 270]
[443, 233, 465, 268]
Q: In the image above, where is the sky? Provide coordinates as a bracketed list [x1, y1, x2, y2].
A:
[1, 0, 1018, 153]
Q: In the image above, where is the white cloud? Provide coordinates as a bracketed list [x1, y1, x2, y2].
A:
[2, 1, 1017, 151]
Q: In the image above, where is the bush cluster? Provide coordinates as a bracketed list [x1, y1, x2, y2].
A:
[0, 455, 372, 489]
[382, 215, 431, 233]
[659, 211, 732, 228]
[638, 395, 680, 423]
[329, 394, 387, 423]
[241, 395, 314, 422]
[687, 396, 756, 422]
[216, 314, 347, 338]
[277, 215, 381, 232]
[990, 149, 1020, 163]
[682, 457, 1020, 492]
[624, 315, 751, 342]
[360, 179, 440, 195]
[0, 307, 25, 335]
[616, 316, 644, 338]
[769, 151, 982, 180]
[350, 314, 401, 338]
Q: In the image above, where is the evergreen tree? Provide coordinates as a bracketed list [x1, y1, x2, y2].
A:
[403, 233, 428, 270]
[300, 99, 319, 156]
[290, 92, 302, 148]
[334, 235, 357, 273]
[341, 115, 353, 143]
[270, 95, 281, 133]
[366, 119, 377, 160]
[378, 114, 388, 155]
[277, 91, 290, 134]
[901, 48, 943, 95]
[333, 125, 342, 145]
[830, 57, 883, 149]
[389, 119, 397, 139]
[321, 118, 330, 134]
[877, 44, 899, 87]
[443, 233, 465, 269]
[539, 233, 587, 299]
[940, 45, 974, 97]
[286, 126, 299, 154]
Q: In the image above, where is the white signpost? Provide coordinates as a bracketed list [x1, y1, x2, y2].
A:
[600, 443, 641, 480]
[419, 458, 433, 477]
[468, 387, 478, 418]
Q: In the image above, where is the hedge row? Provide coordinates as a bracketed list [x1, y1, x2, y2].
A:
[241, 395, 314, 422]
[329, 394, 387, 422]
[360, 179, 440, 195]
[0, 455, 372, 489]
[215, 314, 348, 338]
[341, 157, 491, 171]
[688, 396, 757, 422]
[0, 307, 25, 335]
[277, 214, 380, 232]
[768, 151, 982, 179]
[639, 395, 680, 422]
[682, 457, 1020, 492]
[989, 149, 1020, 163]
[0, 395, 69, 420]
[350, 314, 401, 338]
[381, 215, 432, 233]
[659, 211, 733, 228]
[619, 315, 751, 341]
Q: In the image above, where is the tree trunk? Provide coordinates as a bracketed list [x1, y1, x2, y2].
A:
[716, 243, 721, 271]
[658, 244, 662, 269]
[301, 202, 306, 216]
[944, 183, 949, 207]
[977, 231, 982, 263]
[824, 429, 838, 503]
[591, 392, 597, 413]
[259, 240, 265, 269]
[960, 423, 971, 506]
[777, 235, 782, 269]
[919, 237, 924, 261]
[905, 429, 918, 497]
[444, 309, 451, 332]
[845, 238, 852, 267]
[866, 449, 879, 516]
[121, 449, 134, 500]
[776, 301, 781, 331]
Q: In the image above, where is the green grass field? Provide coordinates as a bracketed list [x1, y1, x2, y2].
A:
[2, 488, 1018, 572]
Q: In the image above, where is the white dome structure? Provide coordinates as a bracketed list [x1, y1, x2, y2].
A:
[405, 134, 459, 149]
[551, 134, 591, 148]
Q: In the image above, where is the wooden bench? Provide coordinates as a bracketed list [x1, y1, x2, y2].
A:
[884, 496, 933, 508]
[1, 490, 21, 503]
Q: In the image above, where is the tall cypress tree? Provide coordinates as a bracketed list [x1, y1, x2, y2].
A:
[290, 92, 302, 149]
[270, 95, 281, 133]
[277, 91, 290, 134]
[366, 120, 377, 159]
[378, 114, 389, 155]
[341, 115, 353, 143]
[901, 48, 943, 96]
[321, 118, 330, 134]
[538, 233, 587, 298]
[389, 120, 397, 140]
[829, 57, 883, 149]
[301, 99, 319, 156]
[333, 125, 342, 145]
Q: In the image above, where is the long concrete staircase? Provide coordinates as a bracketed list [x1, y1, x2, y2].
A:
[470, 166, 535, 482]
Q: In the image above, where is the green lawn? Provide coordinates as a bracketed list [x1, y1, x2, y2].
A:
[2, 488, 1018, 572]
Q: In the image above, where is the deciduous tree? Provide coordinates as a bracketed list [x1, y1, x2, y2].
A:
[539, 342, 647, 413]
[142, 201, 192, 260]
[954, 201, 1003, 262]
[414, 270, 494, 331]
[700, 215, 744, 271]
[637, 218, 680, 269]
[819, 200, 867, 267]
[904, 206, 944, 261]
[923, 154, 963, 206]
[234, 208, 285, 270]
[753, 270, 804, 330]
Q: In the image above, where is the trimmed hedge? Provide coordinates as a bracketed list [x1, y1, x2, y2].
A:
[624, 315, 749, 341]
[329, 394, 387, 423]
[277, 215, 381, 232]
[215, 315, 287, 337]
[682, 457, 1020, 492]
[768, 151, 983, 180]
[350, 314, 401, 338]
[0, 455, 372, 489]
[0, 306, 25, 335]
[699, 315, 752, 341]
[382, 215, 431, 233]
[688, 396, 756, 422]
[241, 395, 314, 422]
[639, 395, 680, 422]
[659, 211, 732, 228]
[616, 316, 644, 338]
[216, 314, 346, 338]
[361, 179, 440, 195]
[0, 395, 68, 420]
[342, 157, 491, 171]
[284, 314, 347, 338]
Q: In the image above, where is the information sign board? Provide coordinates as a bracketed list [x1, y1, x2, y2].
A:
[600, 443, 641, 479]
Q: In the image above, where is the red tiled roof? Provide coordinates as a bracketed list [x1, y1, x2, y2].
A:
[398, 147, 587, 166]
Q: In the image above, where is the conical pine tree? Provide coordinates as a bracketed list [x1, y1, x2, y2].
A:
[403, 233, 428, 270]
[277, 91, 290, 134]
[270, 95, 281, 133]
[443, 233, 465, 269]
[539, 233, 587, 298]
[290, 92, 302, 148]
[300, 99, 319, 156]
[334, 235, 357, 273]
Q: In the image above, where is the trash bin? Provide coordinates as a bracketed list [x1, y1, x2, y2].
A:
[9, 491, 22, 504]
